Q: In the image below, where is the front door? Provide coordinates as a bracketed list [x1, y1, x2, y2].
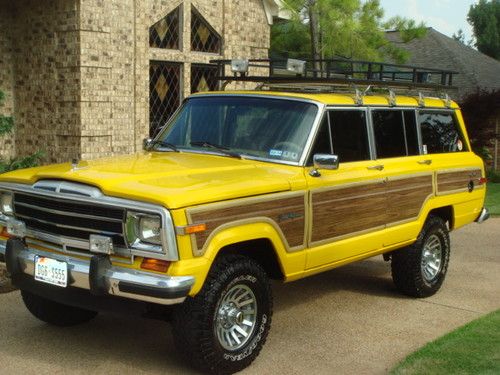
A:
[305, 108, 387, 269]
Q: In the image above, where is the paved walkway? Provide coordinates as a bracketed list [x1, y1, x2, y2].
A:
[0, 219, 499, 374]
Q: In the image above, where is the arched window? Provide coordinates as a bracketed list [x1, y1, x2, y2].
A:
[191, 7, 221, 53]
[150, 6, 181, 49]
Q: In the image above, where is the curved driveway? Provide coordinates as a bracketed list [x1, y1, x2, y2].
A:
[0, 219, 499, 374]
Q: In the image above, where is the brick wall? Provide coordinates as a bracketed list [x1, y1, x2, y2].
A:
[5, 0, 81, 164]
[1, 0, 273, 163]
[0, 3, 15, 161]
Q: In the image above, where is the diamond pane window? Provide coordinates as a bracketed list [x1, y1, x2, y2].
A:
[191, 8, 221, 53]
[150, 6, 180, 49]
[150, 61, 181, 137]
[191, 64, 219, 93]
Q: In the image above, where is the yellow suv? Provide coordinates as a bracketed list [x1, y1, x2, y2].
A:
[0, 59, 489, 374]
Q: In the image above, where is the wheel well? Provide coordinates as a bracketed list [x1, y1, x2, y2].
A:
[216, 239, 284, 280]
[428, 206, 454, 230]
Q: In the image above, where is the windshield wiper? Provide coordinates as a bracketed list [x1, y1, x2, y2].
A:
[190, 141, 241, 159]
[148, 140, 179, 152]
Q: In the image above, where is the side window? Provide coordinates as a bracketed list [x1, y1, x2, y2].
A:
[419, 112, 466, 154]
[329, 110, 370, 162]
[372, 110, 420, 158]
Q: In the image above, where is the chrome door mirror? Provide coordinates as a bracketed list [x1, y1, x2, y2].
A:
[313, 154, 339, 170]
[143, 138, 153, 150]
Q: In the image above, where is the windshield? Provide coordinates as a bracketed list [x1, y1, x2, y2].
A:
[156, 96, 319, 163]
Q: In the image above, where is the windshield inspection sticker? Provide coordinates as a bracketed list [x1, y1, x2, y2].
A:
[269, 149, 283, 157]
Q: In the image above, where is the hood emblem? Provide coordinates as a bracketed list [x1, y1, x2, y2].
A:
[71, 158, 87, 171]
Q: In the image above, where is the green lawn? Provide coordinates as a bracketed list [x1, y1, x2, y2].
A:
[486, 183, 500, 216]
[390, 310, 500, 375]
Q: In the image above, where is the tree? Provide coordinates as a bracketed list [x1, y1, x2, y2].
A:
[468, 0, 500, 60]
[0, 89, 43, 173]
[452, 28, 474, 47]
[271, 0, 426, 63]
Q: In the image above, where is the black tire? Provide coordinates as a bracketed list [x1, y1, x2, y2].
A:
[391, 216, 450, 298]
[21, 290, 98, 326]
[172, 254, 272, 375]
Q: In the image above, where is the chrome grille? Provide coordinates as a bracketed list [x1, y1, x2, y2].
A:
[13, 192, 127, 248]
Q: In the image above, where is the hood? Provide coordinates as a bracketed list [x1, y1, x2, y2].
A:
[0, 152, 299, 209]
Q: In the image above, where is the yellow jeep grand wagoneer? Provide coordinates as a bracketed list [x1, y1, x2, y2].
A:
[0, 59, 490, 374]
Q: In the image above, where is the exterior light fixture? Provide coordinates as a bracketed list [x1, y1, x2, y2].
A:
[231, 59, 249, 76]
[286, 59, 306, 76]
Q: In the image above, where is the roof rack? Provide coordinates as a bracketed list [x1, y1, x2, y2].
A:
[210, 58, 458, 93]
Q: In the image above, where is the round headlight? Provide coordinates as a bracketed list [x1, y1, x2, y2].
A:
[0, 193, 13, 216]
[138, 215, 162, 245]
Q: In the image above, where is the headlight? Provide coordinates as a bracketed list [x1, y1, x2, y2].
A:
[126, 212, 163, 247]
[0, 192, 13, 216]
[138, 215, 162, 244]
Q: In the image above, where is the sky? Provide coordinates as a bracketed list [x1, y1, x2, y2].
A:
[379, 0, 478, 42]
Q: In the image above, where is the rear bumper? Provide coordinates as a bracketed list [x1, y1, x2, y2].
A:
[475, 207, 490, 224]
[0, 238, 194, 306]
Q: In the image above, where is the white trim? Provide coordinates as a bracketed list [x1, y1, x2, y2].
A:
[262, 0, 291, 25]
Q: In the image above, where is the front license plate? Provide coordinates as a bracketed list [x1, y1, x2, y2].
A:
[34, 256, 68, 288]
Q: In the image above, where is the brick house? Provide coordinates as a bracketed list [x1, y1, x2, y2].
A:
[0, 0, 287, 163]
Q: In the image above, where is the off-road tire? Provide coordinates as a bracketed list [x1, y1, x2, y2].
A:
[21, 290, 98, 326]
[172, 254, 272, 375]
[391, 216, 450, 298]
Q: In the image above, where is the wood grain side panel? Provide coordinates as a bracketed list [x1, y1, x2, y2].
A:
[311, 182, 386, 242]
[386, 175, 433, 223]
[437, 169, 481, 193]
[190, 196, 306, 250]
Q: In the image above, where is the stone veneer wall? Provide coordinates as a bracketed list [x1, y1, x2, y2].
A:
[1, 0, 272, 163]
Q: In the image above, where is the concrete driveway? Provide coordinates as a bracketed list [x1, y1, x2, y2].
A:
[0, 219, 499, 374]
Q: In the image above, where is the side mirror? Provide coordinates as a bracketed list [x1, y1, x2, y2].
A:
[313, 154, 339, 170]
[143, 138, 153, 150]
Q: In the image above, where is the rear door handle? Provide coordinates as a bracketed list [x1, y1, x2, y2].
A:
[417, 159, 432, 165]
[367, 165, 384, 171]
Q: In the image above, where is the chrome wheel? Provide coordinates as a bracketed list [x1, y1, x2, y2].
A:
[421, 234, 443, 282]
[215, 284, 257, 351]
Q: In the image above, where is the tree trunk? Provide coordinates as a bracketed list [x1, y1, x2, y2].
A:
[308, 0, 321, 75]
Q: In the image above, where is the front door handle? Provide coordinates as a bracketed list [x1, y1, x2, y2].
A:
[417, 159, 433, 165]
[367, 165, 384, 171]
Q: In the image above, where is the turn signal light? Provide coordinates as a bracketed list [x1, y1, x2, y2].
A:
[140, 258, 171, 273]
[0, 226, 10, 238]
[478, 177, 488, 185]
[184, 223, 207, 234]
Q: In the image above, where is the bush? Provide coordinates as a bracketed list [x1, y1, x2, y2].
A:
[0, 89, 43, 173]
[486, 169, 500, 183]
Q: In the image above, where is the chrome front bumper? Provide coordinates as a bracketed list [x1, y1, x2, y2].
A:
[0, 238, 194, 305]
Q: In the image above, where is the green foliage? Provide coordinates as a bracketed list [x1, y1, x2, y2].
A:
[485, 183, 500, 215]
[460, 89, 500, 162]
[468, 0, 500, 60]
[487, 170, 500, 183]
[270, 0, 426, 63]
[452, 28, 474, 47]
[0, 89, 43, 173]
[391, 310, 500, 374]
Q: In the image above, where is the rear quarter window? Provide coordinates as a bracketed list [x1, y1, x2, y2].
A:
[419, 111, 467, 154]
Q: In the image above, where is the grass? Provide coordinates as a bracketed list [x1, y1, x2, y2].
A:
[390, 310, 500, 375]
[485, 183, 500, 216]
